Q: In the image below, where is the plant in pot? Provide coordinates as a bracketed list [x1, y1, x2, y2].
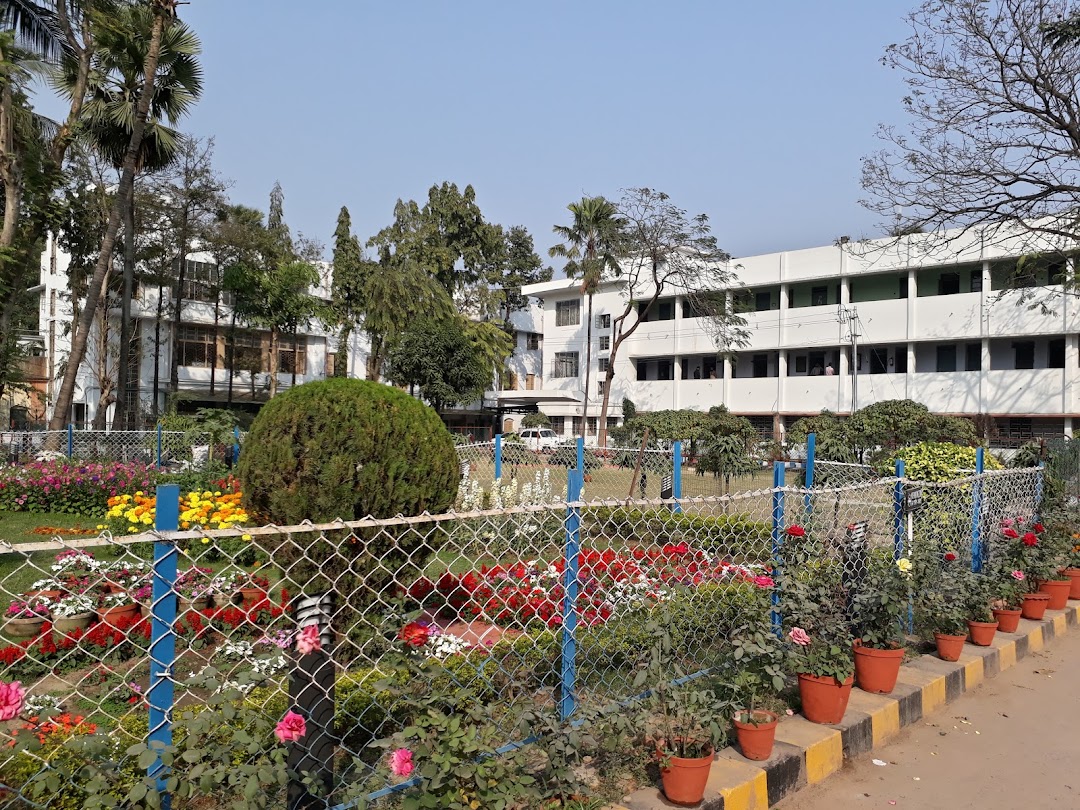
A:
[914, 576, 968, 661]
[49, 593, 97, 635]
[132, 583, 153, 617]
[4, 599, 51, 638]
[175, 566, 215, 612]
[849, 551, 910, 694]
[225, 570, 271, 607]
[1062, 534, 1080, 600]
[23, 578, 64, 601]
[98, 590, 140, 628]
[1033, 523, 1071, 609]
[958, 568, 997, 646]
[998, 519, 1060, 618]
[729, 607, 786, 761]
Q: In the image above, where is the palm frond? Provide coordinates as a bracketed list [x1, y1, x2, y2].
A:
[0, 0, 66, 59]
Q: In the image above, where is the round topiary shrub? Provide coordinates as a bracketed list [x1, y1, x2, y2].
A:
[238, 379, 459, 603]
[239, 378, 458, 523]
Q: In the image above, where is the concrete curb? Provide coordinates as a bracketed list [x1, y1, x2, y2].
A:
[608, 603, 1080, 810]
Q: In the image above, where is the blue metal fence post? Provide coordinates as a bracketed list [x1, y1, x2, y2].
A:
[148, 484, 180, 806]
[560, 469, 583, 721]
[576, 436, 585, 479]
[156, 423, 163, 469]
[971, 447, 985, 572]
[66, 423, 73, 459]
[494, 434, 503, 481]
[893, 459, 906, 561]
[232, 426, 241, 467]
[672, 440, 683, 514]
[803, 432, 816, 515]
[770, 461, 785, 637]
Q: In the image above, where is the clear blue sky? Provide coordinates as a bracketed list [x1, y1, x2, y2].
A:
[177, 1, 914, 262]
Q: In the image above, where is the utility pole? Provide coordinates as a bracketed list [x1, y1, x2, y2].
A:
[839, 306, 861, 414]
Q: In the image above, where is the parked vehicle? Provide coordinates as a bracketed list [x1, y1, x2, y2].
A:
[519, 428, 561, 451]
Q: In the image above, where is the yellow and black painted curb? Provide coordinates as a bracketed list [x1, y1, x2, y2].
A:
[608, 603, 1080, 810]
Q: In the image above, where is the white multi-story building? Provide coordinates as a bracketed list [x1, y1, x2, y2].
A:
[521, 228, 1080, 446]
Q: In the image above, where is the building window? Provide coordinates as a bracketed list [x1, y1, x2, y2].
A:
[894, 347, 907, 373]
[506, 371, 518, 390]
[550, 416, 565, 434]
[970, 271, 983, 293]
[598, 313, 611, 329]
[178, 325, 216, 368]
[657, 300, 675, 320]
[277, 335, 307, 375]
[637, 361, 648, 381]
[938, 272, 960, 295]
[794, 355, 808, 374]
[755, 291, 773, 312]
[1014, 341, 1035, 369]
[811, 286, 828, 307]
[599, 335, 610, 351]
[598, 357, 609, 373]
[1049, 338, 1066, 369]
[525, 332, 540, 350]
[230, 330, 263, 372]
[898, 277, 908, 299]
[526, 373, 536, 390]
[326, 352, 337, 377]
[870, 348, 888, 374]
[752, 354, 769, 378]
[555, 300, 580, 327]
[571, 417, 582, 435]
[587, 417, 598, 435]
[657, 360, 673, 381]
[597, 380, 605, 396]
[936, 345, 957, 373]
[966, 343, 982, 372]
[553, 351, 579, 378]
[607, 417, 619, 429]
[180, 259, 229, 304]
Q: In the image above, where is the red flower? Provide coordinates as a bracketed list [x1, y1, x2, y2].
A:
[1033, 523, 1045, 533]
[944, 552, 957, 562]
[1003, 528, 1019, 539]
[785, 525, 806, 537]
[399, 621, 433, 648]
[1022, 532, 1039, 547]
[753, 575, 775, 588]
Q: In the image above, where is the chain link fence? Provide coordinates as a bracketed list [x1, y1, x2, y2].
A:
[0, 429, 216, 470]
[0, 461, 1044, 807]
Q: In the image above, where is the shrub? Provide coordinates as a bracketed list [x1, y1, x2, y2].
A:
[520, 412, 551, 429]
[550, 444, 602, 471]
[238, 379, 459, 599]
[889, 441, 1002, 482]
[585, 507, 772, 561]
[500, 442, 541, 466]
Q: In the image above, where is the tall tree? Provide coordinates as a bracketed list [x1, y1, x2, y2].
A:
[862, 0, 1080, 269]
[597, 188, 749, 446]
[385, 315, 490, 415]
[48, 0, 190, 434]
[549, 196, 623, 441]
[499, 225, 552, 323]
[329, 205, 365, 376]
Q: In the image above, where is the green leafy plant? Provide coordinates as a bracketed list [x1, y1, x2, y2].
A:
[728, 601, 786, 721]
[849, 550, 910, 649]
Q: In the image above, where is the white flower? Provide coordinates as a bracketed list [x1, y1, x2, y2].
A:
[49, 593, 95, 617]
[23, 694, 62, 717]
[427, 632, 471, 659]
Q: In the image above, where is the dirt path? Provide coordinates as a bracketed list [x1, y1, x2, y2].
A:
[777, 628, 1080, 810]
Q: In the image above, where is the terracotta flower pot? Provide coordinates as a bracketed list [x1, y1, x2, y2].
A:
[934, 632, 966, 662]
[798, 673, 853, 724]
[966, 619, 998, 647]
[1021, 592, 1050, 620]
[236, 588, 266, 607]
[853, 644, 904, 694]
[4, 616, 46, 639]
[733, 710, 778, 761]
[992, 608, 1022, 633]
[1060, 568, 1080, 600]
[659, 746, 713, 806]
[23, 589, 63, 601]
[53, 612, 94, 635]
[1038, 579, 1071, 611]
[99, 603, 140, 628]
[178, 595, 211, 614]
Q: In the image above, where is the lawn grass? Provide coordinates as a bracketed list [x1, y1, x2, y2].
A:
[0, 511, 95, 545]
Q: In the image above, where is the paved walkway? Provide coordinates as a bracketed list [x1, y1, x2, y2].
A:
[777, 627, 1080, 810]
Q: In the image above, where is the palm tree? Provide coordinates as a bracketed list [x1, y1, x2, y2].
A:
[48, 0, 193, 437]
[549, 196, 623, 442]
[51, 1, 201, 429]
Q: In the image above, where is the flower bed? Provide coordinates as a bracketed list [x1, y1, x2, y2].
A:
[104, 489, 249, 533]
[0, 461, 156, 515]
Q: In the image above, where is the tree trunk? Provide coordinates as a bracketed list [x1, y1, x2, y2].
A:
[47, 9, 169, 438]
[290, 324, 298, 388]
[268, 326, 278, 398]
[227, 308, 236, 405]
[152, 282, 163, 419]
[580, 292, 593, 442]
[113, 194, 136, 430]
[597, 360, 617, 447]
[168, 228, 189, 397]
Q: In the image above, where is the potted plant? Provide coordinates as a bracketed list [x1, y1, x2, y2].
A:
[22, 578, 64, 601]
[916, 580, 968, 661]
[787, 626, 855, 723]
[1062, 535, 1080, 600]
[849, 552, 910, 694]
[999, 519, 1058, 617]
[50, 593, 97, 634]
[175, 566, 215, 612]
[98, 591, 140, 628]
[987, 554, 1025, 632]
[220, 570, 271, 607]
[4, 599, 51, 638]
[730, 607, 785, 761]
[959, 569, 997, 646]
[133, 583, 153, 617]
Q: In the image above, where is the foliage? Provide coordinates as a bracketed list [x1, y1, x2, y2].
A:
[237, 378, 458, 599]
[103, 489, 248, 535]
[994, 517, 1068, 588]
[499, 225, 553, 320]
[549, 444, 602, 472]
[520, 412, 551, 429]
[891, 442, 1002, 482]
[727, 586, 786, 711]
[586, 507, 772, 561]
[786, 411, 856, 463]
[384, 316, 491, 414]
[0, 461, 156, 515]
[849, 550, 910, 649]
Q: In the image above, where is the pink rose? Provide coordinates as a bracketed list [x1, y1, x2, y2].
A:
[274, 710, 306, 743]
[753, 575, 775, 589]
[296, 625, 322, 656]
[788, 627, 811, 646]
[1011, 570, 1025, 581]
[0, 681, 24, 721]
[389, 747, 414, 777]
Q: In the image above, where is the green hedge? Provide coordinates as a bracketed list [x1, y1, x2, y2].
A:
[585, 507, 772, 561]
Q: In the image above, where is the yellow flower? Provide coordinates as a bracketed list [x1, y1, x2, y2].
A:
[242, 534, 252, 541]
[128, 526, 138, 533]
[96, 524, 104, 530]
[896, 557, 912, 575]
[201, 537, 210, 545]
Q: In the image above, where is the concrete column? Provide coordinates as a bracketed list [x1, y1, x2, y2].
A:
[837, 343, 849, 413]
[906, 341, 916, 395]
[1064, 258, 1079, 415]
[1065, 417, 1074, 439]
[777, 350, 787, 412]
[778, 282, 789, 346]
[980, 337, 991, 414]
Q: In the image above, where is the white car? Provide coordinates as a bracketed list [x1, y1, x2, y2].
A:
[518, 428, 561, 451]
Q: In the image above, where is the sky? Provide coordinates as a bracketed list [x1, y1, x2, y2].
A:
[170, 1, 916, 263]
